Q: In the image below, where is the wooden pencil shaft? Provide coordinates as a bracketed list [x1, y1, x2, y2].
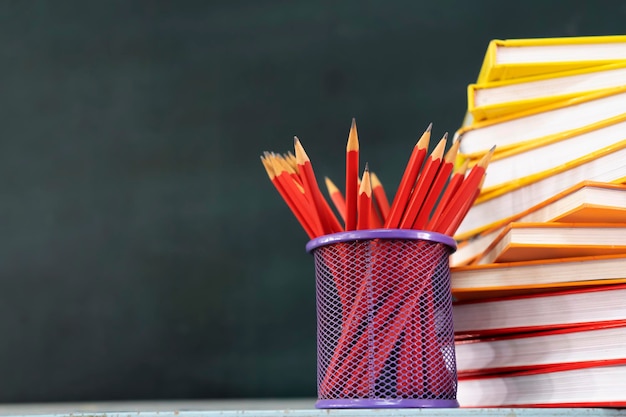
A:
[270, 158, 322, 237]
[385, 125, 431, 228]
[371, 172, 391, 221]
[412, 160, 454, 229]
[324, 176, 347, 222]
[262, 157, 316, 238]
[444, 174, 485, 236]
[408, 137, 451, 229]
[432, 166, 485, 233]
[295, 137, 340, 235]
[345, 119, 360, 231]
[398, 139, 445, 229]
[433, 147, 494, 233]
[424, 161, 468, 230]
[357, 166, 372, 230]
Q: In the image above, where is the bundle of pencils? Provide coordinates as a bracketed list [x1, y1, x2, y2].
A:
[260, 119, 494, 239]
[261, 119, 494, 399]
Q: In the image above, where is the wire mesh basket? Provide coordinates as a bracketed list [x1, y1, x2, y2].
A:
[306, 229, 459, 408]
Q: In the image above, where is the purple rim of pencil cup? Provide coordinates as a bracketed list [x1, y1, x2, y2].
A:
[305, 228, 457, 253]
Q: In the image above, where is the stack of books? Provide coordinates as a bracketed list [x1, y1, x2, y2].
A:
[449, 35, 626, 407]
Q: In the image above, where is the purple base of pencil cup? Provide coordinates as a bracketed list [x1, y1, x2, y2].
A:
[316, 398, 460, 409]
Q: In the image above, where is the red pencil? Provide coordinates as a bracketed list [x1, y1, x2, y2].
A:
[340, 243, 444, 395]
[260, 155, 317, 238]
[399, 136, 447, 229]
[395, 140, 458, 392]
[424, 157, 469, 231]
[357, 164, 372, 230]
[294, 137, 343, 235]
[443, 173, 486, 236]
[432, 146, 495, 234]
[369, 205, 383, 229]
[276, 152, 303, 186]
[324, 176, 347, 222]
[370, 172, 390, 223]
[283, 151, 297, 171]
[345, 118, 359, 231]
[411, 136, 460, 230]
[385, 123, 431, 228]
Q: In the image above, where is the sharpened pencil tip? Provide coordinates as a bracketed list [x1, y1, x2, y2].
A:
[426, 122, 433, 132]
[444, 137, 461, 163]
[293, 135, 310, 164]
[359, 164, 372, 196]
[325, 176, 340, 195]
[364, 162, 369, 171]
[442, 132, 448, 140]
[416, 124, 432, 149]
[477, 145, 497, 168]
[347, 119, 359, 151]
[431, 137, 447, 159]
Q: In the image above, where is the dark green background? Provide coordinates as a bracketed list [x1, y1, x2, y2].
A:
[1, 0, 624, 403]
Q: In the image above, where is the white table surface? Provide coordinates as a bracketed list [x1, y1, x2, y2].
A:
[0, 400, 624, 417]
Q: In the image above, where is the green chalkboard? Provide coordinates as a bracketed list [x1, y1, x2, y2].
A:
[0, 0, 623, 402]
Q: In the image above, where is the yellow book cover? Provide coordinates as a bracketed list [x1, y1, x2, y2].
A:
[460, 112, 626, 165]
[477, 139, 626, 204]
[476, 114, 626, 195]
[478, 222, 626, 265]
[469, 62, 626, 122]
[450, 181, 626, 267]
[454, 85, 626, 160]
[452, 253, 626, 302]
[453, 142, 626, 241]
[476, 35, 626, 84]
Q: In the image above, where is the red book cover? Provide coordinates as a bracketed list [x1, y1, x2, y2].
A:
[456, 320, 626, 377]
[453, 283, 626, 337]
[457, 359, 626, 407]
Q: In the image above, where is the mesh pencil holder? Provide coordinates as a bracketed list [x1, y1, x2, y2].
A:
[306, 229, 458, 409]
